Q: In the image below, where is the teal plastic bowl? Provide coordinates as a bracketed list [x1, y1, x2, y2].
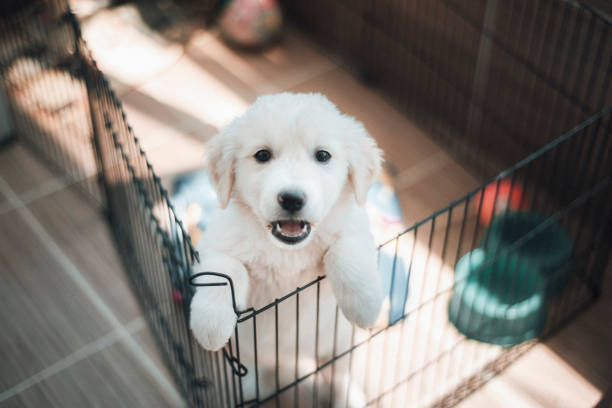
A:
[448, 248, 547, 347]
[483, 212, 573, 295]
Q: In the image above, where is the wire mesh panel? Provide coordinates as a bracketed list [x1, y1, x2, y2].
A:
[75, 11, 225, 408]
[213, 108, 611, 407]
[1, 1, 221, 407]
[0, 0, 102, 204]
[1, 1, 611, 407]
[280, 0, 612, 178]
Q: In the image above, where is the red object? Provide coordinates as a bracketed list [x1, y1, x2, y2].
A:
[219, 0, 282, 47]
[172, 288, 183, 305]
[477, 180, 528, 225]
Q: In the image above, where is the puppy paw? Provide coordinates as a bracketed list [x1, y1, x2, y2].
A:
[337, 286, 383, 329]
[324, 237, 383, 329]
[190, 289, 237, 351]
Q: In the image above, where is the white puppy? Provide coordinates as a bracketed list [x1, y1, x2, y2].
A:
[190, 92, 383, 405]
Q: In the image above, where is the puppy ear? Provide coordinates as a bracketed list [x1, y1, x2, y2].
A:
[347, 122, 383, 206]
[205, 129, 236, 209]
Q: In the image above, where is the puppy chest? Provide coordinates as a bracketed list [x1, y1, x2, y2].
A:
[246, 263, 323, 309]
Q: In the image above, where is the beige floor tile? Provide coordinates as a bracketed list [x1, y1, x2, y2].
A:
[120, 87, 218, 152]
[289, 67, 444, 176]
[4, 328, 182, 408]
[0, 143, 58, 203]
[186, 26, 222, 51]
[0, 209, 112, 390]
[132, 327, 177, 387]
[69, 0, 112, 18]
[544, 296, 612, 393]
[81, 5, 184, 96]
[185, 28, 337, 99]
[143, 133, 208, 190]
[456, 344, 603, 408]
[135, 29, 337, 134]
[25, 183, 143, 326]
[398, 159, 481, 226]
[135, 54, 250, 132]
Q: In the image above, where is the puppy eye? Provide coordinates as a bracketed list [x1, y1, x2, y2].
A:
[315, 150, 331, 163]
[254, 149, 272, 163]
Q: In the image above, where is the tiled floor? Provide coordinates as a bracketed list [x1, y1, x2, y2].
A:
[0, 145, 183, 407]
[0, 2, 611, 407]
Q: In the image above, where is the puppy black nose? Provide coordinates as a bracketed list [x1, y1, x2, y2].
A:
[278, 191, 305, 213]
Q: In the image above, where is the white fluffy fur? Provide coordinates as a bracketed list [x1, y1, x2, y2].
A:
[190, 93, 383, 405]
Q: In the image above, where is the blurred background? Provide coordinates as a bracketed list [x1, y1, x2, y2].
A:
[0, 0, 611, 407]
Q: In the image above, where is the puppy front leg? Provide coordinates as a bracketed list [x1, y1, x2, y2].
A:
[324, 236, 383, 329]
[190, 250, 249, 351]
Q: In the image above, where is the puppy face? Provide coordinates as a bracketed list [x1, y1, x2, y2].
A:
[206, 93, 381, 248]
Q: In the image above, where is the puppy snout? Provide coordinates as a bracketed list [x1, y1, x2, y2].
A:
[278, 191, 306, 213]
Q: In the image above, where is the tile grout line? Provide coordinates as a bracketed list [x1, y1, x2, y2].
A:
[0, 129, 174, 216]
[0, 176, 72, 216]
[0, 176, 185, 407]
[0, 317, 146, 402]
[271, 61, 338, 95]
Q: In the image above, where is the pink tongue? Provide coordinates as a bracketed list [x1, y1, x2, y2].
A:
[279, 221, 302, 236]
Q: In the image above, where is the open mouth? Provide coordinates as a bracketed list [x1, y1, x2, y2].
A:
[270, 220, 311, 245]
